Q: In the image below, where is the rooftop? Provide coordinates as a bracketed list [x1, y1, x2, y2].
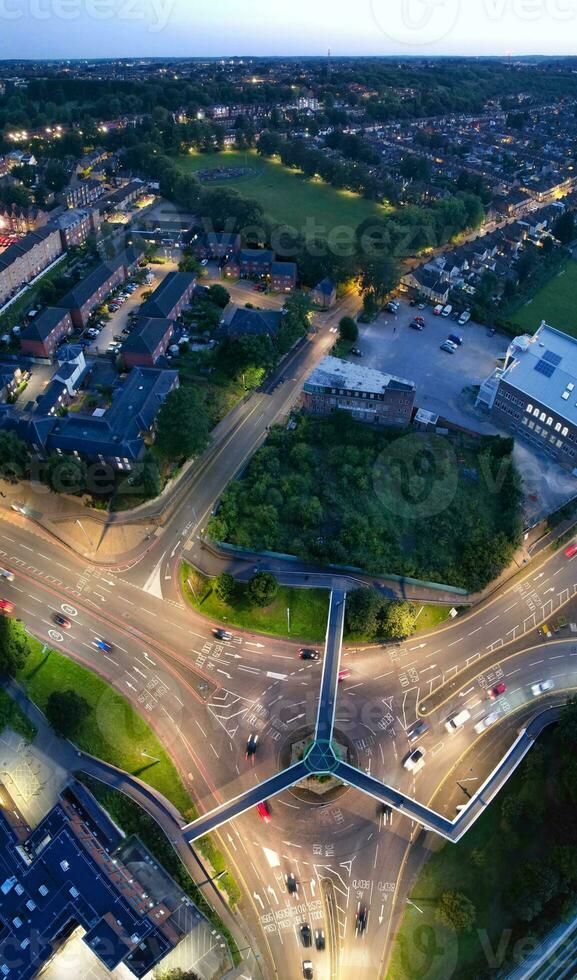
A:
[502, 321, 577, 426]
[304, 355, 415, 395]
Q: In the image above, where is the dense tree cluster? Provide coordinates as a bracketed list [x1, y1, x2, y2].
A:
[207, 417, 522, 592]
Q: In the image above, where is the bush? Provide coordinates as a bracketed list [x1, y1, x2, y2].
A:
[436, 891, 476, 933]
[338, 316, 359, 342]
[247, 571, 279, 607]
[215, 572, 235, 603]
[380, 601, 416, 640]
[345, 588, 383, 637]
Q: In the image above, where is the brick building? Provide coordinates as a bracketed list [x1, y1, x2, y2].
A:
[302, 356, 416, 427]
[122, 317, 174, 368]
[139, 272, 195, 321]
[19, 308, 73, 359]
[0, 226, 63, 306]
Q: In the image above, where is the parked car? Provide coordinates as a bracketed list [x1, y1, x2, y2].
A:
[409, 320, 424, 331]
[0, 599, 14, 616]
[302, 962, 313, 980]
[0, 568, 14, 582]
[350, 347, 362, 356]
[448, 333, 463, 346]
[441, 304, 453, 317]
[458, 311, 471, 325]
[285, 872, 298, 895]
[245, 733, 259, 762]
[433, 304, 444, 316]
[565, 542, 577, 558]
[440, 341, 457, 354]
[386, 301, 399, 314]
[531, 679, 555, 697]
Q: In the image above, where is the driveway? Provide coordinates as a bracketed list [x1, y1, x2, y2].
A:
[88, 258, 179, 354]
[352, 299, 508, 431]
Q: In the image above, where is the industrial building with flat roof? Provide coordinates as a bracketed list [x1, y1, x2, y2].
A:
[302, 355, 416, 427]
[478, 320, 577, 471]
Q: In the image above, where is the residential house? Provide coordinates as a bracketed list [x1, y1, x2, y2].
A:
[19, 308, 74, 360]
[58, 178, 104, 210]
[0, 204, 48, 235]
[223, 248, 275, 279]
[0, 365, 28, 401]
[222, 308, 282, 339]
[310, 277, 337, 309]
[271, 260, 297, 292]
[99, 179, 148, 213]
[191, 231, 241, 260]
[400, 266, 450, 304]
[122, 317, 174, 368]
[0, 226, 63, 306]
[139, 272, 195, 321]
[56, 261, 126, 329]
[54, 207, 100, 249]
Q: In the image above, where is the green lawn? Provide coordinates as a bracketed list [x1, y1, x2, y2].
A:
[413, 604, 453, 633]
[175, 149, 388, 236]
[0, 688, 36, 741]
[181, 563, 330, 643]
[386, 731, 568, 980]
[511, 258, 577, 338]
[17, 638, 195, 820]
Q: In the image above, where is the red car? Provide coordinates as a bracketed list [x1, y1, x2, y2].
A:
[338, 668, 351, 683]
[414, 316, 425, 324]
[0, 599, 14, 616]
[488, 682, 507, 700]
[256, 801, 271, 823]
[565, 542, 577, 558]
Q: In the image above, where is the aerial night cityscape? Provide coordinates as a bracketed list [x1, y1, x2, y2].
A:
[4, 4, 577, 980]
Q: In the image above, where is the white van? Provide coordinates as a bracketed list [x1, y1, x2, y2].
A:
[445, 709, 471, 733]
[441, 304, 453, 317]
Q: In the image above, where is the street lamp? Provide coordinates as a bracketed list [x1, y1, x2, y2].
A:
[196, 869, 227, 887]
[141, 750, 160, 763]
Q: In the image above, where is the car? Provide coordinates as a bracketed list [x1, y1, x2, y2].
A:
[440, 341, 457, 353]
[417, 302, 427, 310]
[302, 961, 313, 980]
[407, 720, 429, 744]
[285, 872, 298, 895]
[300, 648, 320, 661]
[403, 747, 426, 772]
[338, 668, 351, 683]
[531, 679, 555, 697]
[256, 801, 271, 822]
[386, 301, 399, 313]
[433, 304, 444, 316]
[448, 333, 463, 346]
[300, 923, 312, 948]
[445, 709, 471, 733]
[458, 311, 471, 325]
[54, 613, 72, 629]
[441, 304, 453, 317]
[474, 711, 500, 735]
[350, 347, 362, 356]
[245, 733, 259, 762]
[414, 315, 425, 324]
[213, 629, 233, 641]
[0, 599, 14, 616]
[0, 568, 14, 582]
[565, 542, 577, 559]
[409, 320, 424, 331]
[201, 259, 209, 266]
[355, 904, 368, 935]
[488, 682, 507, 700]
[93, 638, 112, 653]
[314, 928, 326, 951]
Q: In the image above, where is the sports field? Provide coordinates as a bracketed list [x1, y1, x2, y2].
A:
[510, 258, 577, 338]
[174, 149, 388, 237]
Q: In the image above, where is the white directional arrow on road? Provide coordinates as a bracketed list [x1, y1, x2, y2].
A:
[409, 643, 427, 651]
[253, 892, 265, 910]
[379, 903, 385, 925]
[310, 879, 316, 898]
[267, 885, 279, 904]
[246, 642, 266, 648]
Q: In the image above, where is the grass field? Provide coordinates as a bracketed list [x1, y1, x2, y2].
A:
[0, 688, 36, 741]
[181, 563, 330, 642]
[175, 149, 387, 236]
[17, 638, 195, 820]
[511, 258, 577, 337]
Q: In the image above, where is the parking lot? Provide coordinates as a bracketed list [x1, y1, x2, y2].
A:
[352, 299, 508, 431]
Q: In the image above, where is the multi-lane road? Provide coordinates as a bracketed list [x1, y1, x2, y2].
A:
[1, 289, 577, 979]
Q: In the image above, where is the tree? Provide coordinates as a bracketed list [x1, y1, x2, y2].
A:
[207, 284, 230, 309]
[345, 588, 383, 637]
[380, 602, 416, 640]
[215, 572, 235, 603]
[435, 891, 476, 934]
[45, 689, 91, 737]
[0, 620, 29, 677]
[42, 453, 88, 496]
[338, 316, 359, 342]
[247, 572, 279, 608]
[0, 431, 29, 481]
[155, 387, 210, 462]
[553, 210, 576, 246]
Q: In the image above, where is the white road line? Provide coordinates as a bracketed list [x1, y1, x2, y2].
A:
[485, 615, 500, 625]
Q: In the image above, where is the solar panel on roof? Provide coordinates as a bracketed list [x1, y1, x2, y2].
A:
[542, 350, 562, 367]
[535, 360, 556, 378]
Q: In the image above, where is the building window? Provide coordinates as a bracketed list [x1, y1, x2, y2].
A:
[533, 407, 540, 417]
[528, 421, 535, 429]
[540, 412, 546, 422]
[522, 417, 528, 425]
[547, 417, 553, 427]
[557, 439, 563, 448]
[555, 422, 562, 432]
[563, 427, 569, 437]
